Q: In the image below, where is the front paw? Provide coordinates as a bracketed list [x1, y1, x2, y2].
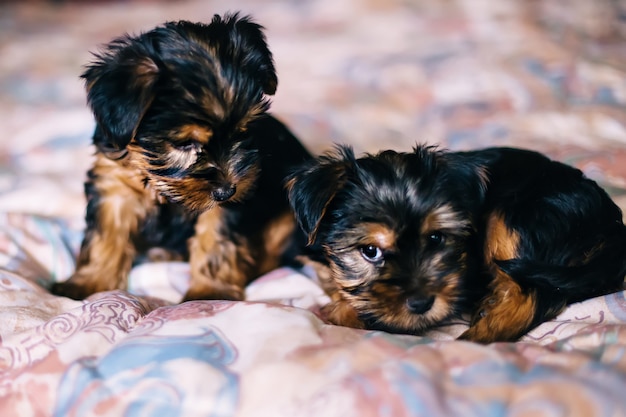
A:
[457, 294, 532, 343]
[320, 301, 365, 329]
[457, 297, 498, 343]
[469, 296, 497, 325]
[182, 279, 245, 302]
[50, 279, 95, 300]
[50, 267, 125, 300]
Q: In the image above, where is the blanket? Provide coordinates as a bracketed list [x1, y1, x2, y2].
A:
[1, 0, 626, 415]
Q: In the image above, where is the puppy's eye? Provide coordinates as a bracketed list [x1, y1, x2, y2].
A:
[427, 231, 445, 248]
[360, 245, 384, 263]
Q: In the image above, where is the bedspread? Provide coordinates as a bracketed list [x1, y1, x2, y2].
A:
[1, 0, 626, 416]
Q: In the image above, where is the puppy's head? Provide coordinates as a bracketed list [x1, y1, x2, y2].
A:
[287, 145, 487, 333]
[82, 13, 278, 211]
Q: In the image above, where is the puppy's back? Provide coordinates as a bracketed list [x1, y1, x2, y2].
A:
[457, 146, 626, 342]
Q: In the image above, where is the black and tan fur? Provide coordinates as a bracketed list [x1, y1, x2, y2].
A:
[458, 147, 626, 342]
[51, 14, 311, 301]
[287, 145, 488, 333]
[288, 145, 626, 343]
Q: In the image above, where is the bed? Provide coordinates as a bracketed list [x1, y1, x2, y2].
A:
[1, 0, 626, 415]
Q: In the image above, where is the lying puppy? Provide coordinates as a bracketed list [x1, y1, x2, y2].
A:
[287, 145, 488, 333]
[288, 145, 626, 343]
[51, 13, 311, 301]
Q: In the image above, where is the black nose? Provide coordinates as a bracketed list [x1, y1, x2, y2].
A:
[212, 185, 236, 202]
[406, 295, 435, 314]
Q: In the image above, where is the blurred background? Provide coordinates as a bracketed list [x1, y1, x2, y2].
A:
[1, 0, 626, 219]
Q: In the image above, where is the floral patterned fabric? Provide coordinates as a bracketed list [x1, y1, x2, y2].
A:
[1, 0, 626, 416]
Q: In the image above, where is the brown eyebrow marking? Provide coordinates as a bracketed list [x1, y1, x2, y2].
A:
[175, 124, 213, 144]
[360, 223, 397, 250]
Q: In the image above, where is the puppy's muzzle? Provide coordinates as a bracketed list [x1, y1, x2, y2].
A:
[406, 295, 435, 314]
[212, 185, 236, 202]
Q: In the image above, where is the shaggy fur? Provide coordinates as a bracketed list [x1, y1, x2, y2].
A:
[288, 145, 626, 343]
[51, 14, 311, 301]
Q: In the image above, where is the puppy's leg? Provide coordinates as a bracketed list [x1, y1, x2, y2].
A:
[185, 207, 252, 301]
[256, 210, 298, 274]
[303, 257, 366, 329]
[458, 269, 537, 343]
[320, 299, 365, 329]
[458, 212, 534, 343]
[51, 161, 147, 299]
[459, 210, 578, 343]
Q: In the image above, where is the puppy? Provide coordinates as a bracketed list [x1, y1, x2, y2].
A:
[457, 147, 626, 343]
[287, 145, 489, 333]
[289, 145, 626, 343]
[51, 14, 311, 301]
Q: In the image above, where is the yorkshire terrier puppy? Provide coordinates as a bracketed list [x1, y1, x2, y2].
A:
[289, 145, 626, 343]
[287, 145, 489, 333]
[51, 14, 311, 301]
[456, 147, 626, 343]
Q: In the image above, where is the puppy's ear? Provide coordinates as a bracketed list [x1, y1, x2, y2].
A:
[413, 144, 489, 213]
[222, 13, 278, 95]
[287, 146, 355, 245]
[446, 152, 489, 211]
[81, 38, 159, 159]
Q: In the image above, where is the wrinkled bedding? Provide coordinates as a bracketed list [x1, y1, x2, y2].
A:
[1, 0, 626, 416]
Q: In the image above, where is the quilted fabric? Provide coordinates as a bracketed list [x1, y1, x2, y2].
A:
[1, 0, 626, 415]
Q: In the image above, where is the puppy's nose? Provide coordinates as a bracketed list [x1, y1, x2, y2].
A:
[406, 295, 435, 314]
[212, 185, 236, 202]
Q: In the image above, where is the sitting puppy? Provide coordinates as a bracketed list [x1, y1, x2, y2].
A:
[51, 14, 311, 301]
[288, 145, 626, 343]
[287, 145, 489, 333]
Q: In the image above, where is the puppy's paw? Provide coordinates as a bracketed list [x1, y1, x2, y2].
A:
[457, 293, 508, 343]
[320, 301, 365, 329]
[457, 323, 495, 344]
[50, 279, 95, 300]
[470, 296, 497, 325]
[182, 280, 245, 302]
[50, 267, 127, 300]
[457, 290, 535, 343]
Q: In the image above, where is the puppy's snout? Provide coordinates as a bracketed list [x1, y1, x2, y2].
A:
[212, 185, 236, 202]
[406, 295, 435, 314]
